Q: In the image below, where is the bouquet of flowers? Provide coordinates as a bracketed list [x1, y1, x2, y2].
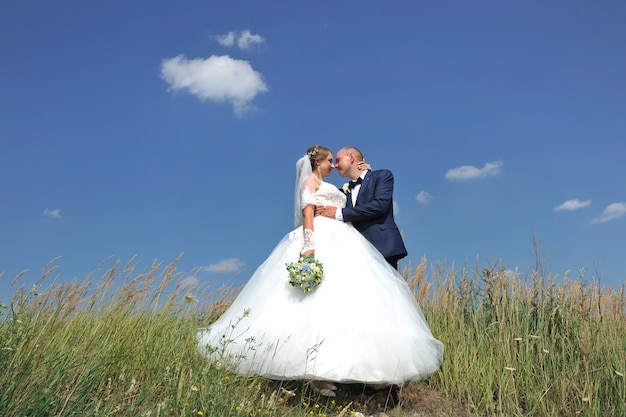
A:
[286, 254, 324, 293]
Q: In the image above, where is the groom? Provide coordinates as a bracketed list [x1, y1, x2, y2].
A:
[316, 146, 408, 269]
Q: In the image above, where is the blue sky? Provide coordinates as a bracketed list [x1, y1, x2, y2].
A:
[2, 0, 625, 299]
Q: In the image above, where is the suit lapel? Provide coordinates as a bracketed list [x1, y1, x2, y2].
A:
[353, 171, 370, 206]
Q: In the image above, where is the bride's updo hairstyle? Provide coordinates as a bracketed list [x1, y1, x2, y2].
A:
[306, 144, 332, 171]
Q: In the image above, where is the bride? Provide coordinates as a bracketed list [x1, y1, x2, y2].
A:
[197, 144, 443, 395]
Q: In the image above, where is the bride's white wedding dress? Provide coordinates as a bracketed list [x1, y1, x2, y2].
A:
[197, 182, 443, 384]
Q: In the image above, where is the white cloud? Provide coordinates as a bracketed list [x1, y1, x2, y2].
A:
[178, 276, 199, 291]
[554, 199, 591, 212]
[215, 31, 236, 47]
[43, 208, 61, 219]
[203, 258, 245, 273]
[591, 202, 626, 224]
[160, 54, 268, 114]
[393, 200, 399, 215]
[215, 30, 265, 50]
[237, 30, 265, 50]
[415, 190, 433, 205]
[445, 160, 503, 181]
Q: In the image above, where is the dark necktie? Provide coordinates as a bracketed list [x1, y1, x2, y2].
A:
[349, 177, 363, 189]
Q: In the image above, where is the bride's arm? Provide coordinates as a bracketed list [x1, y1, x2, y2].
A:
[301, 204, 315, 257]
[300, 176, 317, 258]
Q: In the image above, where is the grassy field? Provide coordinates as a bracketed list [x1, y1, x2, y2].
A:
[1, 255, 624, 416]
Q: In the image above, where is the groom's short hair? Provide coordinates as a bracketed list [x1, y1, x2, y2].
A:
[343, 146, 364, 161]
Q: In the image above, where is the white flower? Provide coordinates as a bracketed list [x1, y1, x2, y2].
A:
[342, 183, 351, 194]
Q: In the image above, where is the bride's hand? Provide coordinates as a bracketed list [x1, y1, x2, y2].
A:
[358, 160, 372, 171]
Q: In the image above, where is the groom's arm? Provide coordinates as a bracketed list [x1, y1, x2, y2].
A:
[341, 170, 394, 222]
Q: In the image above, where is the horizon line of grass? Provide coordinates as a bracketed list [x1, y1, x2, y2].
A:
[1, 255, 625, 416]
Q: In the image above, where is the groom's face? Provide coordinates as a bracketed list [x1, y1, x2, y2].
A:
[334, 151, 353, 178]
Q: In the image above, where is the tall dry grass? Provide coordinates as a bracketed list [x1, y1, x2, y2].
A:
[0, 256, 266, 417]
[1, 255, 625, 416]
[406, 257, 626, 416]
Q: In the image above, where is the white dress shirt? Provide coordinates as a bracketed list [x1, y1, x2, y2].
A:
[336, 170, 368, 221]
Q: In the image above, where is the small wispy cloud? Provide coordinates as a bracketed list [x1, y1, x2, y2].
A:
[393, 200, 400, 215]
[214, 30, 265, 50]
[415, 190, 433, 205]
[202, 258, 245, 273]
[591, 202, 626, 224]
[43, 208, 61, 219]
[554, 199, 591, 212]
[215, 32, 236, 47]
[445, 160, 503, 181]
[178, 276, 199, 291]
[160, 54, 268, 114]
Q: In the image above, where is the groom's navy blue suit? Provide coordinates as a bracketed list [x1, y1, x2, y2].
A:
[342, 169, 408, 267]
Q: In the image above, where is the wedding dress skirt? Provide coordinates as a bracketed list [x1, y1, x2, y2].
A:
[197, 217, 444, 384]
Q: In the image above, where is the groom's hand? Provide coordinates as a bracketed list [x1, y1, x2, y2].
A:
[315, 205, 337, 219]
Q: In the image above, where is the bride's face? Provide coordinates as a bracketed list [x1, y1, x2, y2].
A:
[318, 153, 335, 177]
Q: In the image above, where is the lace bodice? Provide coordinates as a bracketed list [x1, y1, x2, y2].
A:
[302, 181, 347, 209]
[316, 181, 347, 208]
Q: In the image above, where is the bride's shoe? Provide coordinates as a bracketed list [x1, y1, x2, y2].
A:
[311, 380, 337, 397]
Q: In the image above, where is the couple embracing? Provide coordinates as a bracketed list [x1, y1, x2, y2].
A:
[315, 145, 407, 270]
[197, 144, 443, 395]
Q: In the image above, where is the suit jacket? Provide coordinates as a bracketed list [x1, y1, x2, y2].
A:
[342, 169, 408, 260]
